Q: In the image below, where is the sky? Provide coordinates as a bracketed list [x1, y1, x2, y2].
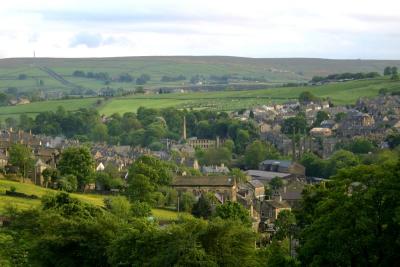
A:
[0, 0, 400, 59]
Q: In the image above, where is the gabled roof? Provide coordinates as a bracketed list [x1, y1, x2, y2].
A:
[248, 179, 264, 189]
[260, 160, 292, 168]
[172, 176, 234, 187]
[266, 200, 291, 209]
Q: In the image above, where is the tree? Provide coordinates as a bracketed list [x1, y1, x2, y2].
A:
[391, 66, 398, 75]
[41, 168, 59, 188]
[104, 196, 132, 220]
[386, 132, 400, 149]
[282, 114, 307, 135]
[57, 147, 94, 191]
[300, 152, 328, 177]
[91, 123, 108, 142]
[244, 140, 280, 169]
[214, 201, 251, 226]
[126, 173, 155, 203]
[201, 218, 257, 266]
[270, 177, 284, 190]
[298, 91, 319, 104]
[313, 110, 329, 127]
[326, 149, 359, 177]
[274, 210, 296, 240]
[391, 73, 399, 81]
[94, 171, 123, 191]
[8, 144, 34, 179]
[384, 66, 392, 76]
[296, 163, 400, 266]
[192, 194, 213, 219]
[230, 168, 248, 183]
[344, 138, 376, 154]
[179, 192, 196, 212]
[58, 174, 78, 192]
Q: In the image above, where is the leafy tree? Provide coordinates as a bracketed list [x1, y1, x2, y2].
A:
[282, 114, 307, 135]
[326, 149, 359, 177]
[386, 132, 400, 148]
[296, 163, 400, 266]
[41, 168, 59, 188]
[179, 192, 196, 212]
[104, 196, 132, 221]
[244, 140, 280, 169]
[274, 210, 296, 240]
[313, 110, 329, 127]
[214, 201, 251, 226]
[91, 123, 108, 142]
[18, 114, 34, 131]
[131, 201, 152, 217]
[8, 144, 34, 179]
[342, 138, 376, 154]
[230, 168, 248, 183]
[95, 171, 123, 191]
[192, 194, 213, 219]
[300, 152, 328, 177]
[57, 146, 94, 190]
[298, 91, 319, 104]
[201, 218, 257, 266]
[384, 66, 392, 76]
[270, 177, 284, 190]
[334, 112, 346, 122]
[58, 174, 78, 192]
[126, 173, 155, 203]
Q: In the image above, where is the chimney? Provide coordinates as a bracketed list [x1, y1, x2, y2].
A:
[182, 116, 187, 140]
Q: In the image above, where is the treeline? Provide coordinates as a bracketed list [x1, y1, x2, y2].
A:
[72, 70, 151, 85]
[160, 75, 186, 82]
[0, 191, 296, 266]
[311, 72, 381, 83]
[13, 107, 259, 153]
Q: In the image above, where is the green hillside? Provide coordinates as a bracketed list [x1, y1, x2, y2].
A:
[0, 77, 399, 121]
[0, 179, 184, 221]
[1, 56, 400, 94]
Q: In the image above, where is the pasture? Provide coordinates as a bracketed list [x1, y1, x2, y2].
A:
[0, 179, 187, 221]
[0, 77, 398, 120]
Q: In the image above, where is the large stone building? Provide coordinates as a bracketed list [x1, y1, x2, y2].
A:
[171, 175, 237, 203]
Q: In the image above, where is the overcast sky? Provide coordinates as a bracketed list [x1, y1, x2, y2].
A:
[1, 0, 399, 59]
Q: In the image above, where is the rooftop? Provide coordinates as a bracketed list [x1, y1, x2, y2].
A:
[172, 176, 234, 187]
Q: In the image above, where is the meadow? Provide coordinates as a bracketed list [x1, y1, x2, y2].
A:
[0, 77, 399, 121]
[0, 179, 185, 221]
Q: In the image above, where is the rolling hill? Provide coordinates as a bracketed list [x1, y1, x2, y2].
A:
[1, 56, 400, 94]
[0, 76, 399, 121]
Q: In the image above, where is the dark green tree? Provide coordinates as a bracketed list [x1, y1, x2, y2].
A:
[57, 146, 94, 191]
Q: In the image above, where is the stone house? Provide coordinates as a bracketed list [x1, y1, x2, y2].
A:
[171, 175, 237, 203]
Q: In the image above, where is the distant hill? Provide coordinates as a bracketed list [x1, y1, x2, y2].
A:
[1, 56, 400, 94]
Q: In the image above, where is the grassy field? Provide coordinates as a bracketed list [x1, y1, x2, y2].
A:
[0, 97, 100, 121]
[0, 77, 399, 119]
[0, 179, 187, 221]
[1, 56, 400, 94]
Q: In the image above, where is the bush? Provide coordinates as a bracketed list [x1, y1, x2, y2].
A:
[58, 174, 78, 192]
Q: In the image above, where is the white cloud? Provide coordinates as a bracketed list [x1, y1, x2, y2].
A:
[0, 0, 399, 58]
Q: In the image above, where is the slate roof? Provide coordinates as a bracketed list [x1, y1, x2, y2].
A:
[172, 176, 234, 187]
[248, 179, 264, 189]
[246, 170, 292, 181]
[266, 200, 291, 209]
[259, 160, 292, 168]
